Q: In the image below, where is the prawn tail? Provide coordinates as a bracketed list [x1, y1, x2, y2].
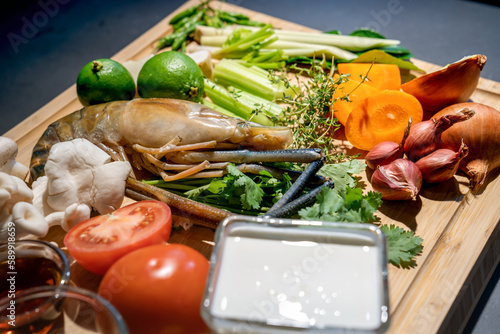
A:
[29, 123, 63, 181]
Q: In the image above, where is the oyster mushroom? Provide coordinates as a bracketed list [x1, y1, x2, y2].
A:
[0, 172, 47, 240]
[32, 138, 131, 231]
[0, 136, 29, 180]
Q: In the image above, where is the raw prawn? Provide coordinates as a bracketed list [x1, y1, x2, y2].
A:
[30, 98, 322, 181]
[30, 98, 324, 228]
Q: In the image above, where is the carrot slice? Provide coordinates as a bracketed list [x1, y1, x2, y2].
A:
[330, 78, 379, 126]
[338, 63, 401, 91]
[345, 90, 423, 151]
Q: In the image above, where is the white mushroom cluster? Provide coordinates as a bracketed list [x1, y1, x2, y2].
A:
[0, 172, 46, 240]
[32, 138, 131, 231]
[0, 136, 45, 240]
[0, 136, 132, 241]
[0, 137, 29, 180]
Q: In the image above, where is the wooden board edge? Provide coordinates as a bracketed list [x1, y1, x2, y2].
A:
[440, 221, 500, 334]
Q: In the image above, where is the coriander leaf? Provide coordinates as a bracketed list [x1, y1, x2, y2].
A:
[344, 187, 363, 209]
[318, 160, 366, 191]
[364, 191, 383, 211]
[380, 224, 423, 268]
[206, 179, 227, 194]
[298, 186, 380, 224]
[185, 183, 213, 198]
[353, 50, 425, 72]
[228, 164, 264, 210]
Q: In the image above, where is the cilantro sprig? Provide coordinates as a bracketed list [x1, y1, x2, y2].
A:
[381, 225, 423, 268]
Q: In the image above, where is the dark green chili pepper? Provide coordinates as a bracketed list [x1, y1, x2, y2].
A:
[237, 19, 266, 27]
[172, 14, 194, 31]
[219, 11, 250, 22]
[170, 23, 198, 51]
[169, 4, 201, 25]
[220, 10, 250, 20]
[155, 35, 176, 51]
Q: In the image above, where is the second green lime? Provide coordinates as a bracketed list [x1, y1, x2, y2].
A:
[137, 51, 204, 102]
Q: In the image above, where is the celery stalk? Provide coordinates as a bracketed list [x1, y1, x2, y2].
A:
[213, 59, 297, 100]
[227, 86, 284, 118]
[201, 98, 240, 118]
[204, 78, 274, 125]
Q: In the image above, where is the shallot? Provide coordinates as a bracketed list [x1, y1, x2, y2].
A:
[371, 159, 422, 201]
[365, 118, 411, 169]
[415, 140, 468, 183]
[433, 102, 500, 191]
[404, 108, 475, 161]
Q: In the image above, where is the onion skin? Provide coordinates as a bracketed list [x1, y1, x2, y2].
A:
[415, 141, 468, 183]
[371, 159, 423, 200]
[433, 102, 500, 191]
[401, 55, 486, 113]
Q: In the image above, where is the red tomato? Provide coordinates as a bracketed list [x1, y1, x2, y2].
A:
[64, 200, 172, 275]
[98, 243, 210, 334]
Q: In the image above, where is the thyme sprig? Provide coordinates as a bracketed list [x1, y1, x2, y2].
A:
[274, 60, 352, 163]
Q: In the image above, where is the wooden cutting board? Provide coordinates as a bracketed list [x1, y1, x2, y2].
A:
[3, 1, 500, 333]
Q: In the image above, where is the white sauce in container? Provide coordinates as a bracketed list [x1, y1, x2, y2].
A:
[203, 217, 389, 333]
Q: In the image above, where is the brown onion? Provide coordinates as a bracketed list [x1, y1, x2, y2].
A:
[433, 102, 500, 191]
[404, 108, 475, 161]
[371, 159, 422, 200]
[415, 140, 468, 183]
[401, 55, 486, 113]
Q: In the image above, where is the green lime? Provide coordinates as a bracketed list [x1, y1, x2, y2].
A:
[137, 51, 204, 102]
[76, 58, 136, 106]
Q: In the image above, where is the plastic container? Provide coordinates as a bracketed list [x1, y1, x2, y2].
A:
[202, 216, 389, 333]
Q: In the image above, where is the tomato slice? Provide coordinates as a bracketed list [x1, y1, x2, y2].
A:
[64, 200, 172, 275]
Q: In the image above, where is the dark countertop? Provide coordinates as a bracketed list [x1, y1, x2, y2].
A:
[0, 1, 499, 333]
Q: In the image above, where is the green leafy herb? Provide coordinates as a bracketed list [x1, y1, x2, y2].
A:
[317, 160, 366, 191]
[298, 186, 382, 223]
[276, 63, 348, 163]
[154, 164, 293, 214]
[349, 28, 387, 39]
[380, 224, 423, 268]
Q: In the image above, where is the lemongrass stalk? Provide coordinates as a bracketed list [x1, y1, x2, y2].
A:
[211, 23, 275, 59]
[204, 78, 274, 125]
[196, 25, 400, 52]
[214, 59, 297, 100]
[200, 35, 356, 61]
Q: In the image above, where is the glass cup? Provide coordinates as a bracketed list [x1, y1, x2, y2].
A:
[0, 239, 72, 333]
[0, 285, 129, 333]
[0, 239, 71, 299]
